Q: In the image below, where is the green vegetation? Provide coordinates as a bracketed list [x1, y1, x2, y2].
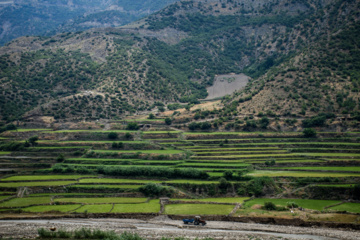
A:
[243, 198, 341, 211]
[74, 204, 113, 213]
[24, 205, 81, 213]
[329, 203, 360, 213]
[0, 197, 51, 208]
[164, 204, 234, 215]
[1, 175, 96, 181]
[112, 200, 160, 213]
[55, 197, 147, 204]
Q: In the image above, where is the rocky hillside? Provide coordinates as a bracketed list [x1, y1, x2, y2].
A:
[0, 0, 179, 45]
[0, 0, 359, 123]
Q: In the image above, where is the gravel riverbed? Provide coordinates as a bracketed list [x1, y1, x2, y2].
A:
[0, 218, 359, 240]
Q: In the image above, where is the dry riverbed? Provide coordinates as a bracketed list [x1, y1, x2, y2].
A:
[0, 217, 359, 240]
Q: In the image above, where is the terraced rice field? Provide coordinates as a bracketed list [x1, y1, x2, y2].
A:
[0, 127, 360, 216]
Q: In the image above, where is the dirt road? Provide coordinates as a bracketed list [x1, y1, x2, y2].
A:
[0, 217, 359, 240]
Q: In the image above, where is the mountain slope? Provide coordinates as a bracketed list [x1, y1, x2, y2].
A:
[0, 0, 179, 46]
[0, 0, 359, 123]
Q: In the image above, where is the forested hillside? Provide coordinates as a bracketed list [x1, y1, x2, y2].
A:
[0, 0, 359, 124]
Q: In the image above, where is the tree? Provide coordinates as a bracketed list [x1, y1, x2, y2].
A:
[28, 135, 39, 146]
[303, 128, 317, 138]
[108, 132, 118, 139]
[165, 117, 172, 125]
[126, 122, 139, 130]
[148, 113, 155, 119]
[259, 116, 270, 129]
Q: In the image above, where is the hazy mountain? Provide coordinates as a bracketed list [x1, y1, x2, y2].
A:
[0, 0, 359, 122]
[0, 0, 179, 45]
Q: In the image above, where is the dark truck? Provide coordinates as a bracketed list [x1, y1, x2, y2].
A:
[182, 216, 207, 226]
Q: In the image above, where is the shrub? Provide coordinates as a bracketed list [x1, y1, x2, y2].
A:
[108, 132, 118, 139]
[126, 122, 139, 130]
[56, 154, 65, 162]
[148, 113, 155, 119]
[28, 135, 39, 146]
[165, 117, 172, 125]
[139, 183, 174, 197]
[303, 128, 317, 138]
[286, 202, 299, 208]
[264, 202, 277, 210]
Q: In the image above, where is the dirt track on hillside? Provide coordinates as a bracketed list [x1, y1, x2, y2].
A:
[0, 217, 359, 240]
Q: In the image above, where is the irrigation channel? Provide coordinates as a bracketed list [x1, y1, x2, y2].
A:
[0, 218, 358, 240]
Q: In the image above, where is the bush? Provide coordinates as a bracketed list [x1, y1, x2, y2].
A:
[139, 183, 174, 197]
[264, 202, 277, 210]
[28, 135, 39, 146]
[303, 128, 317, 138]
[286, 202, 299, 208]
[108, 132, 118, 139]
[56, 154, 65, 162]
[165, 117, 172, 125]
[126, 122, 139, 130]
[148, 113, 155, 119]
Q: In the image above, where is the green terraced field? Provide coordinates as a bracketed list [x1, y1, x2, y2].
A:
[0, 197, 51, 208]
[164, 204, 235, 215]
[0, 181, 78, 188]
[1, 175, 96, 181]
[23, 205, 81, 213]
[242, 198, 341, 211]
[247, 171, 360, 178]
[55, 197, 147, 204]
[171, 197, 249, 203]
[273, 167, 360, 172]
[111, 200, 160, 213]
[74, 204, 113, 213]
[0, 152, 10, 155]
[69, 185, 142, 189]
[329, 203, 360, 213]
[9, 129, 51, 132]
[94, 150, 184, 154]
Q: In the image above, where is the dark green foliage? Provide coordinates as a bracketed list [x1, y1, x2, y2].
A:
[112, 142, 124, 149]
[218, 177, 231, 194]
[139, 183, 174, 197]
[56, 154, 65, 162]
[0, 124, 17, 133]
[243, 177, 277, 197]
[165, 117, 172, 125]
[188, 122, 212, 131]
[126, 122, 139, 130]
[108, 132, 118, 140]
[303, 128, 317, 138]
[148, 113, 155, 119]
[302, 115, 326, 127]
[286, 202, 299, 208]
[354, 184, 360, 200]
[0, 141, 24, 151]
[264, 202, 277, 211]
[28, 135, 39, 146]
[223, 171, 233, 180]
[101, 166, 209, 179]
[259, 117, 270, 129]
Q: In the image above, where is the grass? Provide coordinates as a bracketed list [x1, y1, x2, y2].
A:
[79, 178, 161, 184]
[94, 149, 184, 154]
[273, 167, 360, 172]
[329, 203, 360, 213]
[316, 184, 355, 188]
[111, 199, 160, 213]
[171, 197, 249, 203]
[164, 204, 234, 215]
[23, 205, 81, 213]
[0, 197, 51, 208]
[294, 153, 360, 157]
[0, 196, 11, 201]
[44, 130, 137, 133]
[0, 152, 10, 155]
[1, 175, 96, 181]
[55, 197, 147, 204]
[242, 198, 341, 211]
[0, 181, 77, 188]
[143, 131, 181, 134]
[247, 171, 360, 178]
[69, 185, 142, 189]
[39, 140, 147, 144]
[74, 204, 113, 213]
[9, 129, 50, 132]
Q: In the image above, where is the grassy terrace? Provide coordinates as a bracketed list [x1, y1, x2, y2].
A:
[247, 171, 360, 177]
[9, 129, 51, 132]
[329, 203, 360, 213]
[0, 181, 78, 188]
[93, 150, 184, 154]
[242, 198, 341, 211]
[272, 167, 360, 172]
[1, 175, 96, 181]
[171, 197, 249, 203]
[69, 185, 142, 189]
[23, 205, 82, 213]
[55, 197, 147, 204]
[164, 204, 235, 215]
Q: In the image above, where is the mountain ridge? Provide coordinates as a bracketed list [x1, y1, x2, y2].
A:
[0, 0, 359, 127]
